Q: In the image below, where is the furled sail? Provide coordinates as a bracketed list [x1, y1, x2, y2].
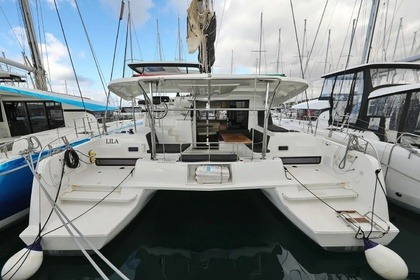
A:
[186, 0, 216, 73]
[186, 0, 201, 54]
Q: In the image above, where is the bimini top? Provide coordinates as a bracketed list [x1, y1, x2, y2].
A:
[368, 83, 420, 99]
[0, 84, 117, 112]
[108, 74, 308, 106]
[321, 62, 420, 78]
[129, 61, 201, 76]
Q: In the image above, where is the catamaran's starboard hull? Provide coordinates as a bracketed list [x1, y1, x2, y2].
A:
[262, 188, 399, 251]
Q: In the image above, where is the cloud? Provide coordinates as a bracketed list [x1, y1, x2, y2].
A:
[39, 33, 100, 98]
[211, 0, 420, 85]
[99, 0, 154, 27]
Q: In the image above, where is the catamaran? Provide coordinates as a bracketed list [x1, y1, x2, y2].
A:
[17, 66, 399, 254]
[279, 62, 420, 214]
[16, 0, 401, 255]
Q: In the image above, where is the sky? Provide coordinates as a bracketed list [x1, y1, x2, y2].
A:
[0, 0, 419, 107]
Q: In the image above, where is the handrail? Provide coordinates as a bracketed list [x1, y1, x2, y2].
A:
[384, 133, 420, 182]
[337, 133, 380, 170]
[0, 136, 42, 159]
[396, 132, 420, 147]
[73, 116, 106, 137]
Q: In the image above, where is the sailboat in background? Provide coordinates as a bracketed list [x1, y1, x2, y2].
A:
[277, 0, 420, 214]
[281, 62, 420, 215]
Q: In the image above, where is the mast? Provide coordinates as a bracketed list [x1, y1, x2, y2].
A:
[258, 13, 263, 74]
[19, 0, 48, 91]
[410, 31, 417, 56]
[276, 29, 282, 74]
[301, 19, 307, 65]
[360, 0, 380, 64]
[392, 17, 403, 61]
[176, 16, 184, 61]
[155, 19, 164, 61]
[324, 29, 331, 73]
[251, 13, 266, 74]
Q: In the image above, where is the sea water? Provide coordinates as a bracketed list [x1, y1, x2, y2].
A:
[1, 190, 419, 279]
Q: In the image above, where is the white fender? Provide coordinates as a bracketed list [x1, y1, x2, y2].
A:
[1, 241, 43, 280]
[364, 239, 408, 280]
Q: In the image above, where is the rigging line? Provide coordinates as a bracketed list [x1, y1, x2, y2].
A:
[336, 0, 358, 70]
[385, 0, 399, 56]
[40, 166, 135, 237]
[132, 21, 143, 61]
[37, 178, 129, 279]
[215, 0, 227, 48]
[303, 0, 329, 76]
[289, 0, 304, 79]
[345, 1, 362, 69]
[371, 1, 386, 61]
[283, 167, 338, 213]
[73, 0, 108, 99]
[105, 0, 125, 116]
[52, 0, 87, 111]
[122, 1, 130, 78]
[35, 0, 53, 91]
[0, 5, 25, 54]
[289, 0, 312, 127]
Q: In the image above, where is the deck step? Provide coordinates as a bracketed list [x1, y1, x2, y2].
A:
[60, 191, 137, 203]
[282, 188, 358, 201]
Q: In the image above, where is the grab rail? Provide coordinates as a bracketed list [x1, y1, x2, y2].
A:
[0, 136, 42, 159]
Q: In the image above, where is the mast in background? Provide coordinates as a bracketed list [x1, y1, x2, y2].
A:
[175, 16, 185, 61]
[251, 13, 266, 74]
[276, 29, 282, 74]
[324, 29, 331, 73]
[19, 0, 48, 91]
[155, 19, 165, 61]
[360, 0, 380, 64]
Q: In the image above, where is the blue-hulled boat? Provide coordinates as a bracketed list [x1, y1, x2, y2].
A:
[0, 75, 118, 230]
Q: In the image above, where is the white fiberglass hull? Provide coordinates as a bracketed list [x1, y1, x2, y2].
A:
[278, 117, 420, 214]
[263, 187, 398, 251]
[20, 131, 399, 253]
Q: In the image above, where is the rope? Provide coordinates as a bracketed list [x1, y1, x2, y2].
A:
[284, 167, 338, 213]
[303, 0, 329, 75]
[284, 166, 385, 241]
[40, 167, 135, 237]
[64, 148, 79, 169]
[17, 150, 133, 279]
[104, 0, 125, 119]
[1, 151, 66, 280]
[73, 0, 109, 100]
[52, 0, 87, 113]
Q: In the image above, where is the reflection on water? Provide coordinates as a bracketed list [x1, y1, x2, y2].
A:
[1, 190, 419, 279]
